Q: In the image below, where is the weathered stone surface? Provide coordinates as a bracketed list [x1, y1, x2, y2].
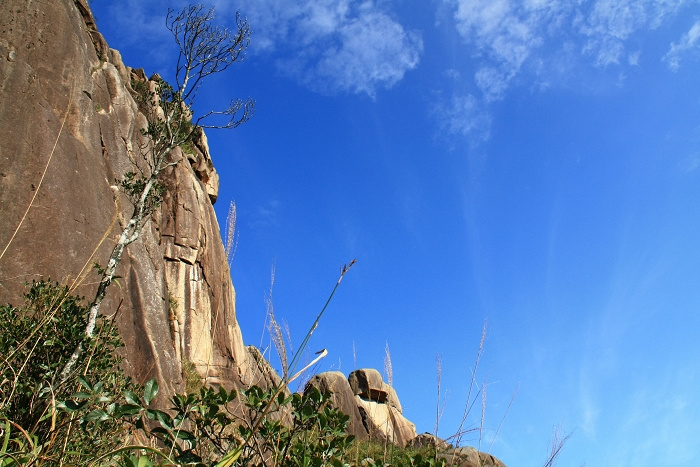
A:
[439, 447, 507, 467]
[308, 370, 416, 446]
[0, 0, 264, 401]
[409, 433, 452, 451]
[349, 368, 402, 413]
[355, 396, 417, 447]
[305, 371, 366, 439]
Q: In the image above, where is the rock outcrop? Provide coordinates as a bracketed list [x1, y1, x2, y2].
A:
[307, 369, 417, 446]
[0, 0, 271, 399]
[0, 2, 506, 464]
[439, 447, 507, 467]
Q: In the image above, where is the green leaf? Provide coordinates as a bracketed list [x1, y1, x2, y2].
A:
[174, 430, 196, 441]
[114, 403, 142, 418]
[57, 399, 87, 412]
[84, 409, 109, 423]
[175, 451, 202, 464]
[1, 420, 11, 456]
[124, 390, 141, 405]
[146, 409, 173, 429]
[77, 375, 92, 391]
[144, 378, 159, 405]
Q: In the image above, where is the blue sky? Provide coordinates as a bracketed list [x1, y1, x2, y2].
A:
[91, 1, 700, 465]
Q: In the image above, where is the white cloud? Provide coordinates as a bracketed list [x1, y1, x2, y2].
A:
[233, 0, 422, 97]
[443, 0, 694, 101]
[474, 66, 511, 101]
[251, 199, 280, 228]
[432, 93, 492, 140]
[577, 0, 648, 66]
[664, 19, 700, 71]
[445, 0, 566, 100]
[306, 10, 423, 96]
[627, 50, 641, 65]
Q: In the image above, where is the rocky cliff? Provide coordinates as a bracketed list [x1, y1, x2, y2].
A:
[0, 0, 277, 399]
[0, 2, 504, 464]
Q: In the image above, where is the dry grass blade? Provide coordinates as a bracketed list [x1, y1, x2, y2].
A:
[266, 263, 288, 377]
[489, 383, 518, 454]
[454, 319, 487, 448]
[542, 425, 574, 467]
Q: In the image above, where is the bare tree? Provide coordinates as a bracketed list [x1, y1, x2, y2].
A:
[58, 4, 254, 384]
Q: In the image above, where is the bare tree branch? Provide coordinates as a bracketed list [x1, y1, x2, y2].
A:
[58, 4, 253, 384]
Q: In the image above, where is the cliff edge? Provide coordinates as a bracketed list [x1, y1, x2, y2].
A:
[0, 0, 275, 399]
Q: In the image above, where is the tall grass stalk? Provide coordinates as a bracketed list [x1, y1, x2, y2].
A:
[434, 353, 445, 438]
[224, 200, 238, 266]
[384, 341, 393, 387]
[266, 263, 288, 377]
[217, 259, 356, 466]
[489, 383, 518, 454]
[542, 425, 574, 467]
[452, 319, 487, 448]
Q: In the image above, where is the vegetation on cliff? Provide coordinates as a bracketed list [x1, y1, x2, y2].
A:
[0, 276, 452, 466]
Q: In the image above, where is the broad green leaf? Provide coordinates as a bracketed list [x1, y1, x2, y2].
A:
[174, 430, 195, 441]
[144, 378, 158, 405]
[72, 391, 92, 400]
[124, 390, 140, 405]
[113, 403, 142, 417]
[84, 409, 109, 423]
[77, 375, 92, 391]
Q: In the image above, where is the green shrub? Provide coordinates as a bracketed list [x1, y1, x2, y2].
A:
[0, 277, 449, 467]
[0, 281, 133, 465]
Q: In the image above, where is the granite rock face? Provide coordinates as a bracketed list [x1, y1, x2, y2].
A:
[0, 0, 264, 398]
[307, 370, 417, 446]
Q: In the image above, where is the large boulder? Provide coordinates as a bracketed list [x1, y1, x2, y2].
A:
[307, 370, 417, 446]
[409, 433, 452, 451]
[349, 368, 402, 413]
[439, 447, 507, 467]
[305, 371, 367, 439]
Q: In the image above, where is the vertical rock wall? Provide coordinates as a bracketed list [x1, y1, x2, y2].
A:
[0, 0, 263, 399]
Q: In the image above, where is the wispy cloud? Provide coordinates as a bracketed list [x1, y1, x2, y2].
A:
[445, 0, 567, 98]
[97, 0, 177, 69]
[664, 19, 700, 71]
[231, 0, 422, 97]
[432, 92, 492, 141]
[251, 199, 280, 229]
[435, 0, 694, 142]
[445, 0, 690, 97]
[577, 0, 687, 67]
